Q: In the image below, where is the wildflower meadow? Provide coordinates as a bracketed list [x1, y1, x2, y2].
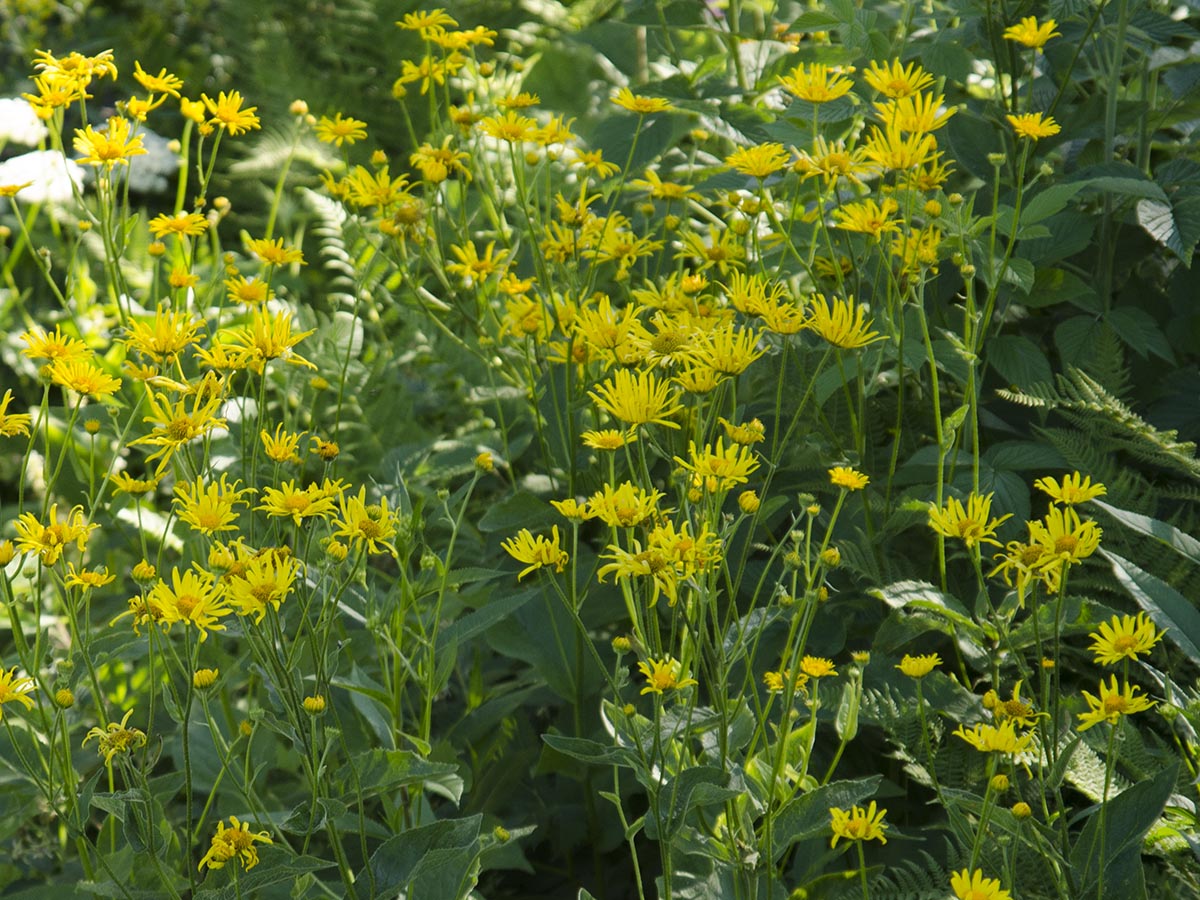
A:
[3, 0, 1200, 897]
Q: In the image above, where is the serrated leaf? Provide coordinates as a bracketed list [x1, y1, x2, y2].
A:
[988, 334, 1053, 389]
[337, 749, 463, 804]
[541, 734, 637, 768]
[359, 814, 481, 898]
[769, 776, 882, 861]
[1020, 182, 1088, 227]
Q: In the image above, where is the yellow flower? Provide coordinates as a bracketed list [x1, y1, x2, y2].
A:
[800, 656, 837, 678]
[315, 112, 368, 146]
[0, 182, 32, 198]
[587, 481, 665, 528]
[953, 720, 1034, 755]
[989, 682, 1038, 727]
[110, 471, 160, 496]
[551, 498, 593, 522]
[951, 869, 1012, 900]
[64, 563, 116, 591]
[589, 368, 683, 430]
[49, 358, 123, 398]
[611, 88, 673, 114]
[0, 389, 32, 438]
[224, 549, 298, 624]
[132, 61, 183, 97]
[198, 816, 273, 871]
[148, 211, 208, 239]
[779, 63, 855, 103]
[1003, 16, 1061, 50]
[1032, 472, 1106, 505]
[599, 540, 678, 606]
[147, 566, 232, 641]
[861, 121, 937, 171]
[14, 503, 97, 565]
[446, 240, 504, 283]
[124, 304, 204, 363]
[1007, 112, 1061, 141]
[762, 668, 808, 693]
[832, 197, 900, 237]
[1077, 676, 1155, 731]
[225, 274, 272, 306]
[396, 9, 458, 33]
[226, 308, 316, 371]
[928, 492, 1012, 548]
[808, 295, 883, 349]
[132, 387, 228, 472]
[581, 428, 637, 451]
[0, 666, 36, 720]
[193, 668, 219, 690]
[719, 417, 766, 446]
[829, 801, 887, 847]
[686, 322, 764, 375]
[303, 694, 326, 714]
[410, 136, 470, 182]
[1088, 612, 1164, 667]
[637, 657, 697, 695]
[829, 465, 869, 490]
[725, 143, 791, 179]
[246, 236, 306, 267]
[201, 90, 260, 135]
[897, 653, 940, 678]
[256, 480, 338, 525]
[876, 92, 956, 134]
[333, 486, 400, 556]
[73, 116, 147, 168]
[21, 325, 90, 364]
[862, 59, 933, 99]
[675, 438, 760, 494]
[1028, 504, 1101, 572]
[261, 423, 305, 463]
[478, 110, 538, 143]
[173, 474, 252, 535]
[501, 526, 569, 579]
[83, 709, 147, 765]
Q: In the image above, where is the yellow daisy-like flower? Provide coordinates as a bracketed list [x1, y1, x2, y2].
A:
[260, 423, 305, 463]
[256, 480, 338, 525]
[951, 869, 1012, 900]
[83, 709, 147, 765]
[21, 325, 90, 364]
[1088, 612, 1164, 667]
[124, 304, 204, 364]
[0, 182, 32, 198]
[225, 275, 272, 306]
[1007, 112, 1061, 141]
[1028, 504, 1101, 572]
[675, 438, 760, 494]
[333, 486, 400, 556]
[477, 110, 538, 143]
[896, 653, 941, 678]
[315, 112, 368, 147]
[725, 143, 791, 179]
[132, 61, 183, 97]
[1032, 472, 1106, 505]
[987, 682, 1038, 727]
[0, 389, 32, 438]
[588, 481, 665, 529]
[862, 59, 933, 99]
[173, 474, 252, 535]
[246, 236, 306, 267]
[807, 295, 884, 349]
[14, 503, 97, 565]
[800, 656, 837, 678]
[73, 116, 146, 169]
[1002, 16, 1061, 50]
[0, 666, 36, 720]
[779, 62, 855, 103]
[833, 197, 900, 237]
[829, 465, 869, 490]
[598, 539, 679, 607]
[147, 566, 232, 642]
[201, 90, 260, 135]
[953, 719, 1034, 755]
[637, 657, 697, 695]
[224, 549, 298, 625]
[611, 88, 673, 115]
[410, 136, 470, 182]
[589, 368, 683, 431]
[198, 816, 273, 872]
[64, 563, 116, 591]
[762, 668, 808, 694]
[501, 526, 569, 579]
[1077, 676, 1155, 731]
[928, 492, 1012, 548]
[148, 211, 208, 239]
[49, 357, 123, 398]
[131, 387, 228, 473]
[581, 428, 637, 451]
[225, 307, 316, 371]
[829, 801, 887, 848]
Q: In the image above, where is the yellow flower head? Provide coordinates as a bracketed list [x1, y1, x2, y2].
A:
[725, 143, 791, 179]
[829, 465, 869, 490]
[83, 709, 147, 765]
[808, 295, 883, 350]
[256, 480, 338, 525]
[224, 549, 299, 624]
[198, 816, 273, 872]
[779, 63, 855, 103]
[21, 324, 90, 364]
[147, 566, 232, 641]
[581, 428, 637, 451]
[0, 389, 32, 438]
[315, 112, 368, 147]
[675, 438, 760, 494]
[1088, 612, 1163, 667]
[0, 666, 36, 720]
[897, 653, 941, 678]
[14, 503, 97, 565]
[201, 90, 260, 135]
[800, 656, 837, 678]
[829, 801, 887, 847]
[589, 368, 683, 431]
[1032, 472, 1106, 505]
[637, 657, 697, 695]
[928, 492, 1012, 548]
[862, 59, 934, 99]
[588, 481, 665, 528]
[261, 423, 306, 463]
[1007, 112, 1061, 141]
[501, 526, 569, 580]
[124, 304, 204, 364]
[611, 88, 673, 115]
[64, 563, 116, 591]
[951, 869, 1012, 900]
[1003, 16, 1061, 50]
[73, 116, 147, 169]
[173, 474, 253, 535]
[598, 539, 679, 607]
[246, 236, 306, 267]
[1028, 504, 1101, 572]
[133, 61, 183, 97]
[1077, 676, 1155, 731]
[148, 211, 208, 239]
[333, 486, 400, 556]
[953, 719, 1034, 755]
[832, 197, 901, 237]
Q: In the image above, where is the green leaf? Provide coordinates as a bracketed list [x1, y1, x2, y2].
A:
[1094, 499, 1200, 565]
[541, 734, 637, 768]
[1070, 763, 1177, 900]
[1102, 550, 1200, 667]
[194, 849, 333, 900]
[769, 776, 882, 862]
[360, 815, 482, 899]
[643, 766, 741, 841]
[1020, 182, 1087, 227]
[1054, 315, 1103, 370]
[988, 334, 1053, 389]
[436, 586, 538, 650]
[1136, 193, 1200, 266]
[1026, 268, 1099, 310]
[337, 749, 464, 804]
[477, 491, 554, 533]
